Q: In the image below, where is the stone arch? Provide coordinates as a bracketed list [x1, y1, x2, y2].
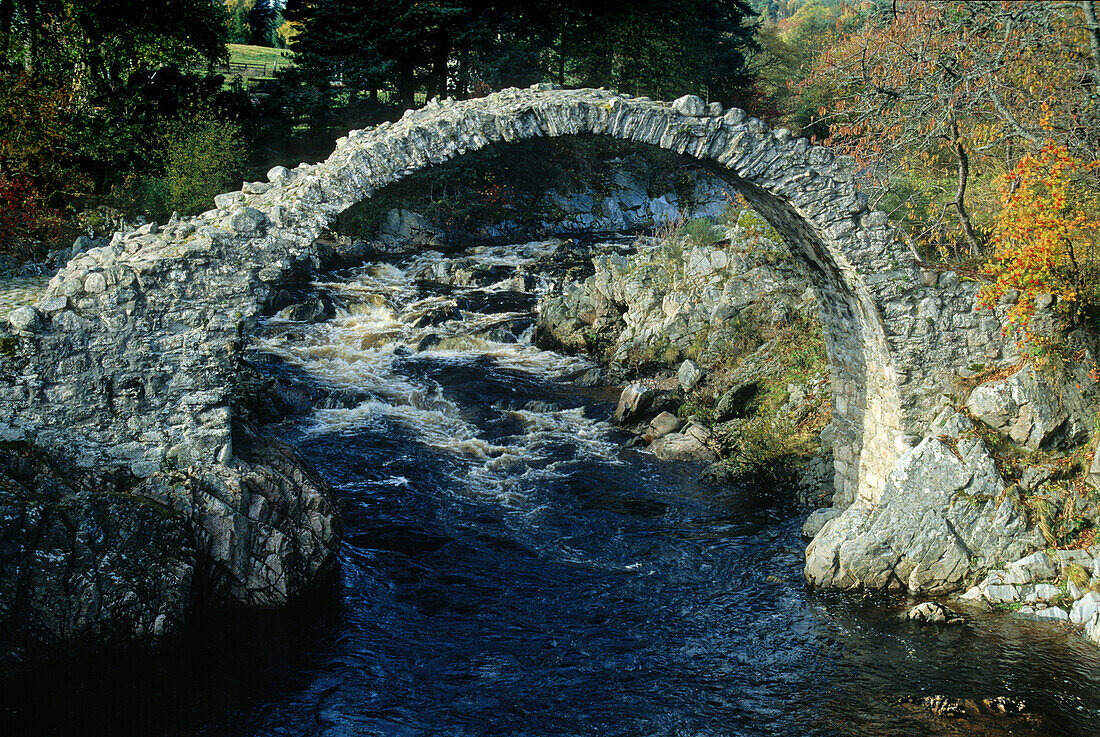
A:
[252, 85, 921, 507]
[12, 86, 1012, 509]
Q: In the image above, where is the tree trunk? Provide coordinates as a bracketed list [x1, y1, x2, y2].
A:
[455, 47, 468, 98]
[950, 114, 983, 258]
[397, 59, 415, 110]
[1084, 0, 1100, 95]
[23, 0, 36, 74]
[431, 28, 449, 99]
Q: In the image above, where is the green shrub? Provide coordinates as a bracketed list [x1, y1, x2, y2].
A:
[161, 112, 246, 217]
[118, 110, 246, 221]
[683, 217, 721, 248]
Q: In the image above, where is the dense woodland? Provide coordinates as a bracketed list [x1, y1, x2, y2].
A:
[1, 0, 1098, 335]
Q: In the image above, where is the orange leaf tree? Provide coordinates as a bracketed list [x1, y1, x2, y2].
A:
[978, 142, 1100, 334]
[804, 1, 1100, 260]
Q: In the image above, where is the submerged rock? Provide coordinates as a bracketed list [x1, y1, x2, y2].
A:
[277, 296, 335, 323]
[890, 694, 1032, 720]
[906, 601, 964, 625]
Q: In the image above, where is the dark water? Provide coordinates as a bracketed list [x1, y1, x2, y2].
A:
[6, 241, 1100, 737]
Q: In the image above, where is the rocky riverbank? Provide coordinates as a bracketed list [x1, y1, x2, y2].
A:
[0, 427, 340, 676]
[515, 183, 1100, 652]
[4, 138, 1100, 673]
[535, 207, 834, 503]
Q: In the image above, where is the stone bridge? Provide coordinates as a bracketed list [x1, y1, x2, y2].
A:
[4, 86, 1012, 520]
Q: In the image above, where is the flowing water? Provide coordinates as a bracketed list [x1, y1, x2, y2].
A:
[7, 239, 1100, 736]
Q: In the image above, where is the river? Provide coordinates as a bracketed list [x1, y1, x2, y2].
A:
[5, 238, 1100, 736]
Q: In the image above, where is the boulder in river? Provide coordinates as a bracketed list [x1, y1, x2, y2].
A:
[649, 422, 717, 462]
[805, 434, 1041, 593]
[613, 383, 655, 424]
[278, 296, 335, 323]
[645, 411, 682, 442]
[906, 601, 964, 625]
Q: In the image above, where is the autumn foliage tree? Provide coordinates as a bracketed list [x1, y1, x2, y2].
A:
[978, 143, 1100, 334]
[804, 1, 1100, 260]
[0, 0, 238, 254]
[0, 70, 86, 254]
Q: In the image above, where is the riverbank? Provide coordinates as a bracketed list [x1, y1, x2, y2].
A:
[474, 175, 1100, 652]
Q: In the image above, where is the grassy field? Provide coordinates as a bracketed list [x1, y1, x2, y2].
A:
[227, 43, 292, 68]
[223, 44, 292, 83]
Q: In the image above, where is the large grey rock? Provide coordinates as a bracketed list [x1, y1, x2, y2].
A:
[613, 383, 655, 424]
[267, 165, 290, 183]
[379, 208, 444, 247]
[985, 583, 1021, 603]
[805, 436, 1041, 593]
[1003, 551, 1058, 585]
[713, 381, 758, 422]
[277, 296, 335, 323]
[646, 411, 682, 441]
[213, 191, 242, 210]
[0, 433, 340, 670]
[7, 306, 40, 332]
[966, 365, 1089, 451]
[677, 359, 704, 391]
[672, 94, 707, 116]
[0, 444, 195, 672]
[1026, 583, 1062, 602]
[1087, 611, 1100, 645]
[649, 194, 680, 222]
[802, 506, 842, 538]
[229, 207, 267, 234]
[137, 437, 340, 608]
[649, 422, 717, 462]
[906, 601, 963, 624]
[1071, 591, 1100, 624]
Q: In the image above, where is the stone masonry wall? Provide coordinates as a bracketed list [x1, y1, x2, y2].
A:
[0, 85, 1015, 509]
